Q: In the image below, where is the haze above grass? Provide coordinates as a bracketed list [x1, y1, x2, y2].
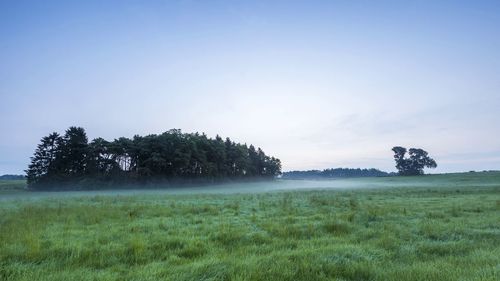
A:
[1, 172, 499, 202]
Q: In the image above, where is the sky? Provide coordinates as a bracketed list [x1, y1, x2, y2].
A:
[1, 0, 500, 174]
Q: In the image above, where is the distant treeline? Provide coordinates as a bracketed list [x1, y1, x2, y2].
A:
[281, 168, 392, 179]
[0, 174, 25, 180]
[26, 127, 281, 189]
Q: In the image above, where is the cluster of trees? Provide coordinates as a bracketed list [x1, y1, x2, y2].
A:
[26, 127, 281, 189]
[0, 174, 25, 180]
[281, 168, 391, 179]
[392, 146, 437, 176]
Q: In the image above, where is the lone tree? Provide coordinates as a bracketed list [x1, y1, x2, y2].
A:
[392, 146, 437, 176]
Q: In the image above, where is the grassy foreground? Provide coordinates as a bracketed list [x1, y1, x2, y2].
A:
[0, 173, 499, 281]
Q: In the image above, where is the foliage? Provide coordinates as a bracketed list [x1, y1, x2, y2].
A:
[0, 175, 25, 180]
[26, 127, 281, 189]
[0, 172, 499, 281]
[392, 146, 437, 176]
[282, 168, 391, 179]
[25, 132, 62, 186]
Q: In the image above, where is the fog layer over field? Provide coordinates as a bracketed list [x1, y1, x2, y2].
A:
[2, 172, 499, 203]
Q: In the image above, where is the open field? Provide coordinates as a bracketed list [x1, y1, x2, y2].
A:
[0, 180, 26, 191]
[0, 172, 499, 280]
[0, 180, 26, 197]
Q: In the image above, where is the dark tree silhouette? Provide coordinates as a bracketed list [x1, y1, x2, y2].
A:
[0, 174, 25, 180]
[25, 132, 62, 185]
[391, 146, 437, 176]
[282, 168, 390, 179]
[59, 127, 89, 178]
[26, 127, 281, 189]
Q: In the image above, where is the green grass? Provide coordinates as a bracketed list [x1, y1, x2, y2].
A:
[0, 172, 499, 281]
[0, 180, 26, 195]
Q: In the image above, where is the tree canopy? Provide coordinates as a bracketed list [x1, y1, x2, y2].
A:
[26, 127, 281, 189]
[281, 168, 391, 179]
[391, 146, 437, 176]
[0, 174, 25, 180]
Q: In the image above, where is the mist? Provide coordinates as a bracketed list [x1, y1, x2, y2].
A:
[4, 173, 499, 203]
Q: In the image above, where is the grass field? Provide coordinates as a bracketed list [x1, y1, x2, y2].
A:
[0, 172, 499, 281]
[0, 180, 26, 192]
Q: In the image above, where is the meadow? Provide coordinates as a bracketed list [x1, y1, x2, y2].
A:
[0, 180, 25, 192]
[0, 172, 499, 281]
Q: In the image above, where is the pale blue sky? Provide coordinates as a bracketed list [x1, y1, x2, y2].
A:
[1, 0, 500, 174]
